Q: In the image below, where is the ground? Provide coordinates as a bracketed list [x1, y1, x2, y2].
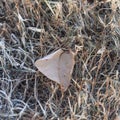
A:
[0, 0, 120, 120]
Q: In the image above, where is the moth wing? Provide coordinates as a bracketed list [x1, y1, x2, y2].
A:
[35, 49, 63, 84]
[58, 50, 75, 91]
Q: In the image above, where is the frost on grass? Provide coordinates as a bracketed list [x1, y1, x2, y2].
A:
[0, 0, 120, 120]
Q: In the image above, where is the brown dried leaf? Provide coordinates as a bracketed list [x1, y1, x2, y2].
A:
[35, 49, 75, 91]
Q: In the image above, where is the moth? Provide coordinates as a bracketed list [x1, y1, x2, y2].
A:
[35, 49, 75, 91]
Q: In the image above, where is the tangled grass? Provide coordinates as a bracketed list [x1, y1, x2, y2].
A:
[0, 0, 120, 119]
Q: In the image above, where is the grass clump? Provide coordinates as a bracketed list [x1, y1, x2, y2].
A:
[0, 0, 120, 119]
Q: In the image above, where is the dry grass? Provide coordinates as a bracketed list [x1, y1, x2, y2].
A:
[0, 0, 120, 120]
